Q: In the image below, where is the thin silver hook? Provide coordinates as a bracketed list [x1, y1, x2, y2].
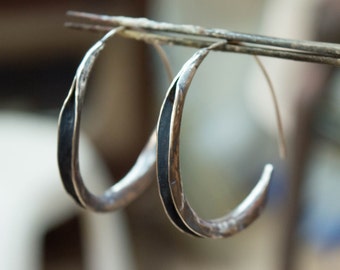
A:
[156, 42, 274, 238]
[58, 27, 156, 212]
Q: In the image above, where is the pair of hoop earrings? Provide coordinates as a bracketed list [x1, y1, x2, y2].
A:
[57, 28, 273, 238]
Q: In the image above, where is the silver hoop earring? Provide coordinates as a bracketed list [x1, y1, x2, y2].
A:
[58, 27, 156, 212]
[156, 42, 274, 238]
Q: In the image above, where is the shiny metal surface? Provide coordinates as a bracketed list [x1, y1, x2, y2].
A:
[157, 44, 274, 238]
[57, 28, 156, 212]
[156, 72, 204, 237]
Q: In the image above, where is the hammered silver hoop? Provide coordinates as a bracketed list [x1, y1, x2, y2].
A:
[156, 43, 274, 238]
[58, 27, 156, 212]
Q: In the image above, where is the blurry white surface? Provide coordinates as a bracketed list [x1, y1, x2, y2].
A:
[0, 112, 135, 270]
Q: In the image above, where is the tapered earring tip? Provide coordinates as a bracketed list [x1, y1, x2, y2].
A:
[264, 163, 274, 178]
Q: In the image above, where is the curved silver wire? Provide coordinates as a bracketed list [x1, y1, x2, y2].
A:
[156, 42, 274, 238]
[156, 71, 203, 237]
[58, 27, 157, 212]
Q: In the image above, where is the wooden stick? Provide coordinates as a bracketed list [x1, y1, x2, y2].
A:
[65, 11, 340, 66]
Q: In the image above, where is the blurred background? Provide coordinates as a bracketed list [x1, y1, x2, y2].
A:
[1, 0, 340, 269]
